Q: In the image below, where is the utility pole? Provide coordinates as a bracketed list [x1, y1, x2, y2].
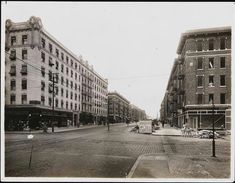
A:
[212, 99, 216, 157]
[52, 73, 58, 133]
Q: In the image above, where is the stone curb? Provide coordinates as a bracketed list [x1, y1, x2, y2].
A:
[5, 123, 123, 134]
[126, 153, 231, 178]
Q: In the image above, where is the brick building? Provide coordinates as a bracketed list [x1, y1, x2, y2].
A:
[5, 16, 108, 130]
[160, 27, 231, 130]
[108, 92, 130, 123]
[129, 104, 147, 122]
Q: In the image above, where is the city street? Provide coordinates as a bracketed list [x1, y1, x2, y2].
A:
[5, 123, 230, 178]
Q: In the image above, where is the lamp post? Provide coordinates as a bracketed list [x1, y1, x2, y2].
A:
[28, 113, 31, 132]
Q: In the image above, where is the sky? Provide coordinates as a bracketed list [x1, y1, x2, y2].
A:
[2, 2, 234, 118]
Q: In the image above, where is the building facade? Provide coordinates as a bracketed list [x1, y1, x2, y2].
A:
[5, 16, 108, 130]
[160, 27, 231, 130]
[129, 104, 147, 122]
[108, 92, 130, 123]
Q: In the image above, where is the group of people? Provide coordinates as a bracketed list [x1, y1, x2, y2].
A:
[181, 123, 195, 137]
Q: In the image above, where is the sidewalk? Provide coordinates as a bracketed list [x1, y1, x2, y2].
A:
[127, 153, 230, 178]
[5, 123, 120, 134]
[152, 125, 182, 136]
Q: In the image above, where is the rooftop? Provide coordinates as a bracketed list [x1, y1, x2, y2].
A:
[177, 26, 231, 54]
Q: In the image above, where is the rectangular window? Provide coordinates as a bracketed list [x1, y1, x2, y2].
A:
[75, 63, 77, 70]
[21, 64, 27, 75]
[41, 52, 45, 62]
[41, 95, 45, 105]
[48, 83, 53, 93]
[61, 64, 64, 73]
[41, 38, 45, 48]
[22, 50, 27, 60]
[71, 60, 73, 67]
[10, 79, 16, 91]
[56, 61, 59, 70]
[209, 75, 214, 87]
[71, 81, 73, 89]
[75, 73, 77, 80]
[49, 57, 53, 67]
[22, 79, 27, 90]
[220, 57, 226, 68]
[41, 81, 45, 91]
[49, 97, 52, 106]
[220, 75, 226, 86]
[22, 35, 28, 45]
[9, 65, 16, 76]
[49, 71, 53, 81]
[61, 88, 64, 97]
[66, 101, 68, 109]
[10, 94, 16, 104]
[209, 58, 214, 69]
[41, 67, 45, 77]
[66, 90, 68, 98]
[56, 49, 59, 57]
[197, 41, 202, 51]
[66, 79, 68, 87]
[61, 76, 64, 85]
[197, 94, 203, 104]
[11, 36, 16, 46]
[197, 57, 203, 69]
[55, 99, 58, 108]
[209, 39, 214, 50]
[61, 52, 64, 61]
[71, 70, 73, 78]
[61, 100, 64, 108]
[21, 94, 27, 104]
[220, 93, 226, 104]
[10, 50, 16, 61]
[209, 94, 214, 104]
[71, 103, 73, 110]
[70, 92, 73, 100]
[220, 37, 225, 50]
[55, 86, 58, 95]
[66, 56, 69, 64]
[197, 76, 203, 87]
[49, 43, 53, 53]
[66, 67, 69, 75]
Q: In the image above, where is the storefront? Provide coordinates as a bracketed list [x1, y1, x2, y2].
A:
[5, 105, 78, 131]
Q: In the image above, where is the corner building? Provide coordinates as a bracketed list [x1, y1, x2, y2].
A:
[161, 27, 231, 130]
[108, 92, 130, 123]
[5, 16, 108, 130]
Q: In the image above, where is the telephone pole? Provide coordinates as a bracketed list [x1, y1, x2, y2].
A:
[212, 99, 216, 157]
[52, 73, 58, 133]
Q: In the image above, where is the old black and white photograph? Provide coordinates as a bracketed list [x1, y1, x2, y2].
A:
[1, 1, 234, 182]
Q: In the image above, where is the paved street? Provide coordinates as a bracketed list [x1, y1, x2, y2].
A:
[5, 123, 230, 178]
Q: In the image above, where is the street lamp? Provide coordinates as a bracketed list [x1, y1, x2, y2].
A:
[28, 113, 31, 132]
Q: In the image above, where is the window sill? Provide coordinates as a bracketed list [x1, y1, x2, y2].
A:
[220, 86, 226, 88]
[197, 86, 203, 88]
